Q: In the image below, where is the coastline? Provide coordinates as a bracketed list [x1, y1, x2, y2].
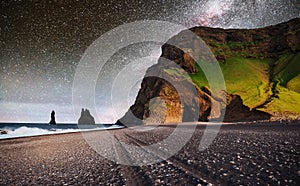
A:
[0, 124, 123, 140]
[0, 122, 299, 185]
[1, 120, 299, 140]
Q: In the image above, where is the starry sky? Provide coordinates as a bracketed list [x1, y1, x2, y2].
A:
[1, 0, 299, 123]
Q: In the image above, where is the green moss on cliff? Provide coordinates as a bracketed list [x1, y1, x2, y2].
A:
[287, 74, 300, 93]
[264, 85, 300, 113]
[189, 57, 272, 109]
[273, 52, 300, 87]
[163, 68, 190, 80]
[189, 49, 300, 116]
[188, 64, 209, 88]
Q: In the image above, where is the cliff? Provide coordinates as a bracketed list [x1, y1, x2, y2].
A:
[116, 18, 300, 126]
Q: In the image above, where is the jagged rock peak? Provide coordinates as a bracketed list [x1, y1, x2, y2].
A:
[78, 108, 96, 125]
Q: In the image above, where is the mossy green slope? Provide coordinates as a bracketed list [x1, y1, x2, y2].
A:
[274, 53, 300, 89]
[265, 52, 300, 114]
[287, 74, 300, 93]
[189, 51, 300, 115]
[187, 18, 300, 116]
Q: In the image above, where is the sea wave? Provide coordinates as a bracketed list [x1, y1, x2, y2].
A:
[0, 125, 123, 140]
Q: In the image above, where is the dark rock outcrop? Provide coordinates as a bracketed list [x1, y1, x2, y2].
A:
[116, 19, 299, 126]
[78, 108, 95, 125]
[0, 130, 8, 135]
[189, 18, 300, 61]
[49, 110, 56, 125]
[224, 93, 271, 122]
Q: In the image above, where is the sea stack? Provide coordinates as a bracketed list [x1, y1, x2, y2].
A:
[78, 108, 96, 124]
[49, 110, 56, 125]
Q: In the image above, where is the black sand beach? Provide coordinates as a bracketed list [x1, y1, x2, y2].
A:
[0, 122, 299, 185]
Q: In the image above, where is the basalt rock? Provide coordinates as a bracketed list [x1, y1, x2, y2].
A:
[49, 110, 56, 125]
[0, 130, 8, 135]
[224, 94, 271, 122]
[78, 108, 96, 125]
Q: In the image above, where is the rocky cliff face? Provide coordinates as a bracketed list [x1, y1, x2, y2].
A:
[223, 94, 271, 122]
[116, 18, 299, 126]
[190, 18, 300, 61]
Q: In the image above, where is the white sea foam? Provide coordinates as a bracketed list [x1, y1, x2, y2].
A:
[0, 125, 122, 140]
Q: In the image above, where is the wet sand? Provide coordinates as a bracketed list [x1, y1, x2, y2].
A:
[0, 122, 299, 185]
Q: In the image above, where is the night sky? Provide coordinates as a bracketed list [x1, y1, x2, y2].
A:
[1, 0, 299, 123]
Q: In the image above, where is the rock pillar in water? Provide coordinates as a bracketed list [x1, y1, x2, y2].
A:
[78, 108, 96, 124]
[49, 110, 56, 124]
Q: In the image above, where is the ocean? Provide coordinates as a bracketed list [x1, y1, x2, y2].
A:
[0, 123, 123, 139]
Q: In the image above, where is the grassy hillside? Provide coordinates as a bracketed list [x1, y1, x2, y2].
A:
[190, 57, 271, 108]
[185, 18, 300, 117]
[288, 74, 300, 93]
[265, 85, 300, 113]
[266, 52, 300, 114]
[189, 52, 300, 115]
[274, 53, 300, 90]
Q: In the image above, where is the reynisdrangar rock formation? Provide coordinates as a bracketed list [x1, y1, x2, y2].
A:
[78, 108, 96, 124]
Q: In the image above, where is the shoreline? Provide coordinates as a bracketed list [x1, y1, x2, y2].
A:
[0, 122, 299, 185]
[1, 120, 300, 141]
[0, 125, 124, 140]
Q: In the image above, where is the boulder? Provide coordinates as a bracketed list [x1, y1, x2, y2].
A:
[0, 130, 8, 135]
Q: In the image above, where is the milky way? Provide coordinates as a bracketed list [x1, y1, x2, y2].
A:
[0, 0, 299, 123]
